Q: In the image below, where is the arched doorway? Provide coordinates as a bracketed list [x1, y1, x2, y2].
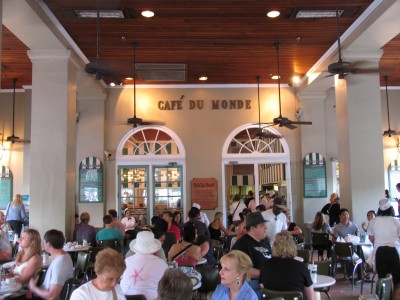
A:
[221, 124, 291, 217]
[116, 126, 186, 225]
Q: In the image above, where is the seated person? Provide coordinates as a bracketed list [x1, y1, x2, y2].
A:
[260, 231, 314, 300]
[362, 210, 376, 232]
[162, 211, 181, 241]
[333, 208, 360, 241]
[121, 208, 136, 232]
[157, 269, 193, 300]
[96, 215, 124, 250]
[29, 229, 74, 300]
[0, 211, 12, 235]
[168, 222, 201, 267]
[73, 212, 96, 246]
[0, 229, 12, 263]
[311, 212, 333, 259]
[13, 229, 42, 285]
[208, 212, 233, 242]
[120, 231, 168, 299]
[70, 248, 126, 300]
[286, 213, 303, 243]
[152, 216, 176, 255]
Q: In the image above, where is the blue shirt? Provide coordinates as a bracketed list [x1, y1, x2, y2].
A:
[5, 203, 26, 222]
[211, 281, 258, 300]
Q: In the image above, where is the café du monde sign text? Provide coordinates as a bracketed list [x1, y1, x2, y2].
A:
[158, 99, 251, 110]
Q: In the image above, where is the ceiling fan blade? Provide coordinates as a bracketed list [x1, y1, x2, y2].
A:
[282, 123, 297, 130]
[255, 131, 282, 139]
[288, 121, 312, 125]
[383, 129, 397, 137]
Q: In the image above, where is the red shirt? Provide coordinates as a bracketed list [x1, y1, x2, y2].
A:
[168, 224, 181, 241]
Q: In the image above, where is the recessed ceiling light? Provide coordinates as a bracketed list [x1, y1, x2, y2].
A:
[141, 10, 155, 18]
[110, 82, 116, 87]
[199, 76, 208, 81]
[267, 11, 280, 18]
[271, 75, 280, 80]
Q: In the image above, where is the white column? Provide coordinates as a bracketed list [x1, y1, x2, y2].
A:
[27, 49, 78, 238]
[335, 51, 384, 225]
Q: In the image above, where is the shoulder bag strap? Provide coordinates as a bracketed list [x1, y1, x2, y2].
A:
[5, 203, 10, 220]
[172, 243, 192, 261]
[232, 201, 241, 215]
[112, 287, 117, 300]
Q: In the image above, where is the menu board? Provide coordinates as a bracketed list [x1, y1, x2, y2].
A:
[191, 178, 218, 210]
[0, 166, 12, 209]
[79, 157, 103, 203]
[303, 153, 327, 198]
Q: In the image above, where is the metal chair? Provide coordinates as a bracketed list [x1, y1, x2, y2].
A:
[60, 277, 83, 300]
[195, 265, 220, 299]
[311, 232, 331, 261]
[98, 239, 118, 250]
[359, 244, 377, 294]
[125, 295, 147, 300]
[296, 249, 311, 264]
[261, 288, 303, 300]
[333, 242, 364, 289]
[375, 273, 393, 300]
[314, 259, 333, 300]
[87, 246, 104, 279]
[74, 251, 90, 282]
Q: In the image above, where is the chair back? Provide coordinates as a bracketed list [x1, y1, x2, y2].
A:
[333, 242, 354, 258]
[376, 274, 393, 300]
[98, 239, 118, 250]
[311, 233, 330, 249]
[60, 277, 82, 300]
[125, 295, 147, 300]
[195, 265, 220, 293]
[261, 288, 303, 300]
[74, 251, 90, 282]
[314, 259, 332, 276]
[296, 249, 311, 264]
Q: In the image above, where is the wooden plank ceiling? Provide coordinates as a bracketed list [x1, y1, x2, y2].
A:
[1, 0, 399, 89]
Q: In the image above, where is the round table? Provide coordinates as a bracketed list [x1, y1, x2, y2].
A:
[63, 245, 90, 252]
[313, 274, 336, 289]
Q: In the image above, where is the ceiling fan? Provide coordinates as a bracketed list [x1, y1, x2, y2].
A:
[327, 0, 377, 79]
[84, 0, 113, 80]
[253, 76, 281, 139]
[127, 42, 162, 128]
[269, 43, 312, 130]
[6, 78, 30, 143]
[382, 76, 397, 137]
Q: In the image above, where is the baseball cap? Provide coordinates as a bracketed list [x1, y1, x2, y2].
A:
[246, 212, 267, 227]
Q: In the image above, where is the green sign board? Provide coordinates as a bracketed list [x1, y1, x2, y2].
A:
[303, 153, 327, 198]
[0, 166, 12, 209]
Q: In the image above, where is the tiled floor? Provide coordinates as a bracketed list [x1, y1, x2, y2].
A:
[328, 275, 377, 299]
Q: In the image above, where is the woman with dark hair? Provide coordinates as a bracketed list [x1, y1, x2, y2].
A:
[367, 198, 400, 286]
[168, 222, 201, 266]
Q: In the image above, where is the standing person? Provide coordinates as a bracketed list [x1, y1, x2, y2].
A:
[5, 194, 26, 236]
[73, 212, 96, 246]
[13, 229, 42, 285]
[260, 231, 314, 300]
[367, 198, 400, 287]
[29, 229, 74, 300]
[70, 248, 126, 300]
[121, 208, 136, 232]
[231, 212, 271, 296]
[120, 231, 168, 299]
[212, 250, 258, 300]
[321, 193, 341, 227]
[230, 194, 247, 227]
[244, 191, 254, 208]
[261, 197, 288, 244]
[394, 182, 400, 216]
[108, 209, 125, 235]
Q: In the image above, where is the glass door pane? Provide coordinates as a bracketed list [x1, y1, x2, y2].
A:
[153, 166, 182, 216]
[119, 166, 148, 226]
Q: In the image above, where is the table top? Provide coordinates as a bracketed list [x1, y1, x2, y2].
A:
[0, 282, 22, 295]
[63, 245, 90, 252]
[313, 275, 336, 289]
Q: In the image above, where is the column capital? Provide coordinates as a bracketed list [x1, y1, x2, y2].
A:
[28, 49, 72, 62]
[342, 48, 384, 62]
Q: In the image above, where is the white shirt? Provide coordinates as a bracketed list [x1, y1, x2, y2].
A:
[121, 216, 136, 230]
[229, 201, 247, 222]
[199, 211, 210, 227]
[70, 281, 125, 300]
[262, 209, 287, 244]
[367, 216, 400, 249]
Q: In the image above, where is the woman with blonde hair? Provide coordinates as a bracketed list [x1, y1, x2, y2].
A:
[212, 250, 257, 300]
[5, 194, 26, 236]
[209, 212, 234, 243]
[321, 193, 340, 227]
[13, 229, 42, 285]
[260, 231, 314, 300]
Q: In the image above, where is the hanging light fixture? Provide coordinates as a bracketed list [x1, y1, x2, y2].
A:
[382, 76, 397, 137]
